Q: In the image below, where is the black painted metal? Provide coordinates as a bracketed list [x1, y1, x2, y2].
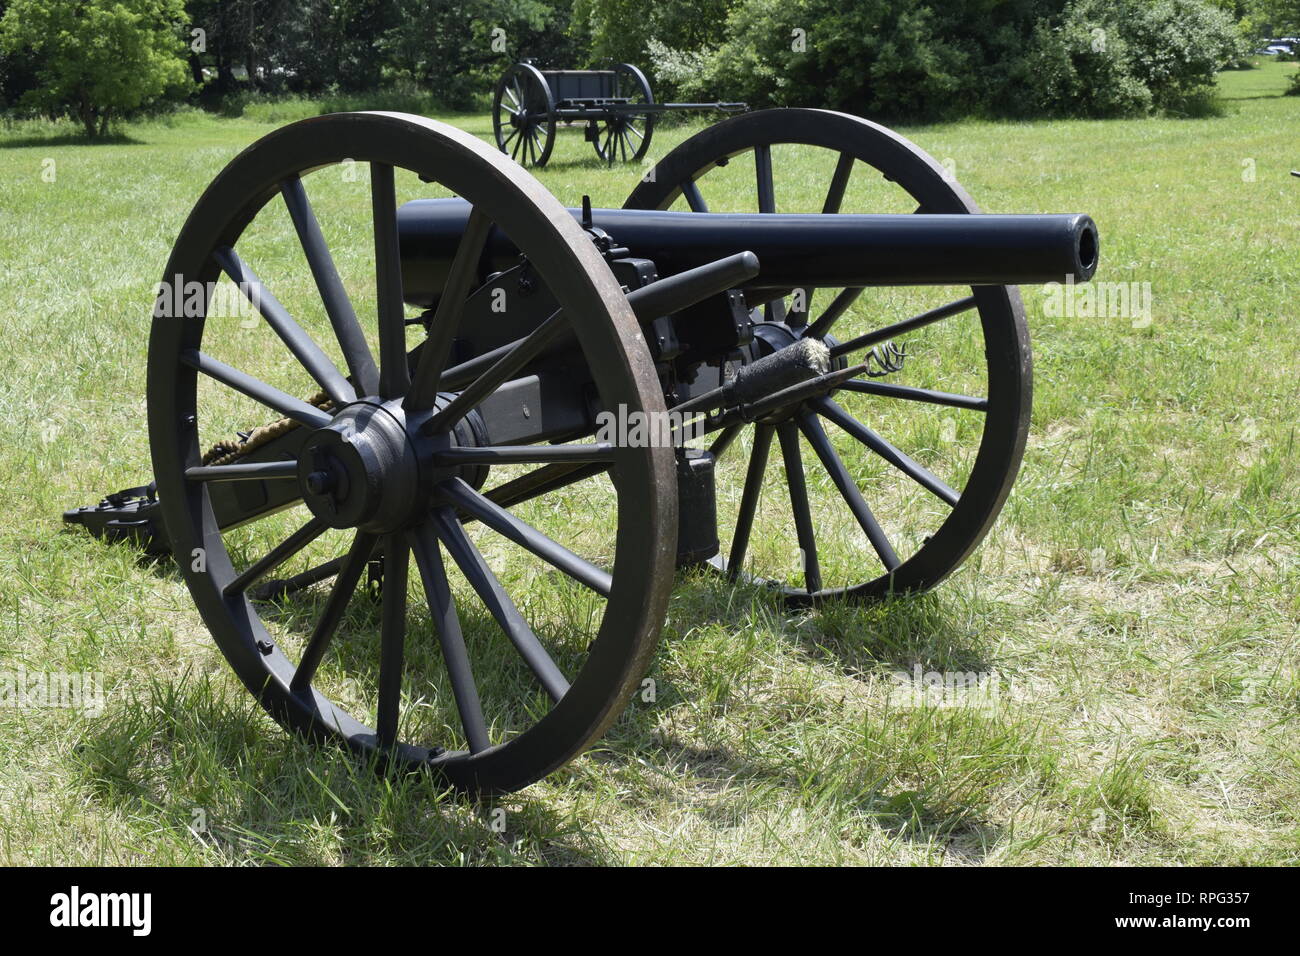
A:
[146, 112, 677, 794]
[492, 61, 745, 167]
[624, 108, 1042, 603]
[674, 449, 719, 566]
[396, 198, 1097, 304]
[68, 105, 1098, 795]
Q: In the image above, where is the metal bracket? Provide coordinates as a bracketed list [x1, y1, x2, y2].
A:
[63, 482, 171, 555]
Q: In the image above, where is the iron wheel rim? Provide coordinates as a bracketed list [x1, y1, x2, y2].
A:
[594, 63, 655, 166]
[625, 108, 1031, 604]
[148, 111, 675, 793]
[493, 63, 556, 168]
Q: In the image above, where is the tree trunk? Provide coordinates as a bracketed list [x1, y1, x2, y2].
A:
[217, 57, 235, 93]
[77, 91, 97, 138]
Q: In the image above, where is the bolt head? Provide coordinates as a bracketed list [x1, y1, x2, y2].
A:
[305, 470, 334, 495]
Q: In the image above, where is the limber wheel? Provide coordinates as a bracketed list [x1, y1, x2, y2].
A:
[493, 63, 556, 168]
[625, 109, 1033, 604]
[148, 112, 676, 794]
[593, 63, 655, 166]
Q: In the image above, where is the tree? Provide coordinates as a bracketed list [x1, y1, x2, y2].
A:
[0, 0, 192, 136]
[379, 0, 555, 108]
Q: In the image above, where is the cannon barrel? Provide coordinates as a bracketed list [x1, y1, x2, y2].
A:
[397, 198, 1098, 307]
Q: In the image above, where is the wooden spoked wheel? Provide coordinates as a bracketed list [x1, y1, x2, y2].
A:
[593, 63, 655, 166]
[148, 112, 675, 793]
[492, 63, 556, 168]
[625, 109, 1032, 604]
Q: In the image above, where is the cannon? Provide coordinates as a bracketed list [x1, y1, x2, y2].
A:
[68, 108, 1097, 794]
[493, 61, 746, 167]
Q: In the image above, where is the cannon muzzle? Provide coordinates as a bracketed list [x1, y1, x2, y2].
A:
[398, 198, 1098, 307]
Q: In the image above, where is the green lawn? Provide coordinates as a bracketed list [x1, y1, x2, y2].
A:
[0, 61, 1297, 865]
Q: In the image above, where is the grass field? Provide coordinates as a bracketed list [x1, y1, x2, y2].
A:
[0, 60, 1297, 866]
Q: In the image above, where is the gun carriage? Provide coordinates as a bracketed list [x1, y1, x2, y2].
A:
[492, 61, 746, 167]
[68, 108, 1097, 793]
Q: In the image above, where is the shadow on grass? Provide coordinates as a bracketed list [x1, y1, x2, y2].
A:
[0, 131, 145, 149]
[66, 533, 1009, 862]
[669, 568, 996, 676]
[572, 575, 1013, 859]
[69, 670, 616, 864]
[584, 707, 1015, 862]
[513, 147, 658, 174]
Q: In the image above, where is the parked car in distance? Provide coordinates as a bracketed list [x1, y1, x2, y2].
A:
[1257, 38, 1298, 55]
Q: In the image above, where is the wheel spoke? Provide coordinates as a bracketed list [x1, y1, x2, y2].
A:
[788, 288, 813, 328]
[424, 308, 567, 433]
[709, 423, 742, 459]
[755, 143, 775, 214]
[788, 154, 856, 328]
[281, 175, 379, 396]
[814, 397, 959, 506]
[831, 296, 977, 359]
[823, 152, 854, 214]
[797, 413, 900, 572]
[442, 477, 611, 596]
[681, 179, 708, 213]
[371, 163, 410, 398]
[727, 424, 773, 580]
[251, 555, 345, 602]
[185, 460, 298, 481]
[432, 508, 569, 704]
[406, 207, 492, 410]
[435, 443, 616, 467]
[754, 144, 787, 322]
[484, 460, 610, 510]
[224, 515, 328, 598]
[839, 378, 987, 411]
[804, 287, 865, 341]
[777, 423, 821, 593]
[409, 523, 490, 753]
[376, 532, 409, 748]
[290, 530, 378, 692]
[181, 350, 332, 428]
[213, 247, 356, 407]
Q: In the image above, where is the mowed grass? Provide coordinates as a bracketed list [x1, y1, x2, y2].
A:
[0, 60, 1297, 865]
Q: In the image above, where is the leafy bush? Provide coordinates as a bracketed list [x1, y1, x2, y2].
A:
[0, 0, 192, 136]
[575, 0, 731, 66]
[1123, 0, 1246, 110]
[646, 0, 1006, 119]
[642, 0, 1245, 120]
[1021, 2, 1157, 117]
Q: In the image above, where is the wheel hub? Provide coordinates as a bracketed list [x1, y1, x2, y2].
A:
[298, 397, 490, 533]
[298, 401, 422, 533]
